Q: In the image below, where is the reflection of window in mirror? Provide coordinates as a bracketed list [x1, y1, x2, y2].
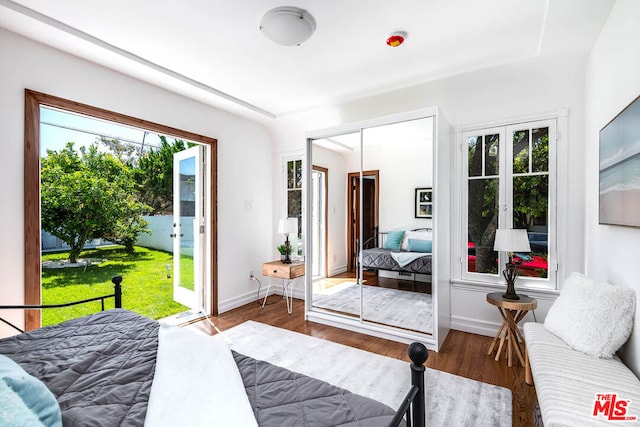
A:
[284, 157, 303, 256]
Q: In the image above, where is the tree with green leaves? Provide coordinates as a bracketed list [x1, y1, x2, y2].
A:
[134, 136, 187, 215]
[467, 135, 500, 274]
[41, 143, 151, 262]
[98, 136, 140, 165]
[512, 131, 549, 231]
[468, 130, 549, 273]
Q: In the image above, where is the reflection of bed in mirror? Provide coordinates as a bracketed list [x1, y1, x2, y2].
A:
[307, 108, 452, 349]
[359, 228, 433, 277]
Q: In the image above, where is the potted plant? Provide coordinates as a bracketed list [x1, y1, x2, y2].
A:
[277, 244, 291, 263]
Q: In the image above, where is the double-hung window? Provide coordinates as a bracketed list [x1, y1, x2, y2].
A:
[285, 157, 303, 256]
[461, 119, 557, 289]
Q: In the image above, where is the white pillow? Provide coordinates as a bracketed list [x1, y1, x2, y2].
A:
[400, 230, 432, 251]
[544, 272, 636, 359]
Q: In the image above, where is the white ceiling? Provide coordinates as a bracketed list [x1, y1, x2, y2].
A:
[0, 0, 615, 120]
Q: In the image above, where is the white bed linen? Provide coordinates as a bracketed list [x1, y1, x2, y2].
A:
[144, 324, 258, 427]
[390, 251, 428, 267]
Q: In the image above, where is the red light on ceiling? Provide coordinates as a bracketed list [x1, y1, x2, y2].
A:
[386, 32, 406, 47]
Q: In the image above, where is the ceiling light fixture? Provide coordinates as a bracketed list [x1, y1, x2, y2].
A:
[386, 31, 407, 47]
[260, 6, 317, 46]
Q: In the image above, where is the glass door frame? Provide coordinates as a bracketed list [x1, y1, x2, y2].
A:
[172, 145, 205, 311]
[23, 90, 218, 331]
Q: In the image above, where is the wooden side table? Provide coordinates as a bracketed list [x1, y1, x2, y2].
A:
[486, 292, 537, 368]
[261, 260, 305, 314]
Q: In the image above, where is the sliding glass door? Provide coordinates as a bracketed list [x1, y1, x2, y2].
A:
[307, 113, 436, 336]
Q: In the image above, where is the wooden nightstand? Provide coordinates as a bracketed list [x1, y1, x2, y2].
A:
[486, 292, 537, 368]
[261, 260, 305, 314]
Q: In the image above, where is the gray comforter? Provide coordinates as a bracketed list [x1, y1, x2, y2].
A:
[0, 309, 400, 426]
[361, 248, 432, 274]
[0, 309, 158, 426]
[234, 351, 398, 427]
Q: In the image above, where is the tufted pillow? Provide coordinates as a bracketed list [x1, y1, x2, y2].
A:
[544, 272, 636, 359]
[0, 355, 62, 426]
[383, 230, 405, 251]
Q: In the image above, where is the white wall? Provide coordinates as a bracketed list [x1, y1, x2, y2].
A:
[360, 140, 433, 232]
[0, 28, 274, 335]
[272, 49, 587, 336]
[584, 0, 640, 376]
[311, 145, 348, 276]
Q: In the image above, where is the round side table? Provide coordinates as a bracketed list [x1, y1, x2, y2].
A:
[486, 292, 537, 368]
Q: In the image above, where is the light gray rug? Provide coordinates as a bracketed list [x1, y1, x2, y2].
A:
[215, 320, 512, 427]
[313, 282, 433, 334]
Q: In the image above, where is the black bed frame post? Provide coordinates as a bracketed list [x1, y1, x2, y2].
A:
[112, 276, 123, 309]
[373, 226, 379, 247]
[409, 342, 428, 427]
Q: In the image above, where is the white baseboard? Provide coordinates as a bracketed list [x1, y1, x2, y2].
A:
[450, 315, 501, 337]
[218, 280, 305, 314]
[218, 288, 263, 313]
[328, 265, 347, 277]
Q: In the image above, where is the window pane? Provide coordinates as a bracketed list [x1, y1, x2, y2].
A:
[532, 127, 549, 172]
[485, 134, 500, 176]
[287, 189, 302, 255]
[467, 178, 499, 274]
[468, 136, 482, 177]
[288, 188, 302, 227]
[513, 130, 529, 173]
[513, 175, 548, 278]
[287, 161, 294, 189]
[295, 160, 303, 189]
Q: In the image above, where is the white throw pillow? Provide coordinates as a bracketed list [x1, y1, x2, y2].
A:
[544, 272, 636, 359]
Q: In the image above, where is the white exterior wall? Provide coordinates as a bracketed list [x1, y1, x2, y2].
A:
[0, 28, 274, 336]
[584, 0, 640, 376]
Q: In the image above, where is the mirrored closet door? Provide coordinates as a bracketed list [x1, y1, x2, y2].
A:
[305, 108, 450, 348]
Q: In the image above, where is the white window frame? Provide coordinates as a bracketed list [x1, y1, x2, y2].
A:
[283, 155, 304, 259]
[457, 118, 558, 290]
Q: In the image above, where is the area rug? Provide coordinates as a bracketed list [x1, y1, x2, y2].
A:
[313, 282, 433, 334]
[214, 320, 512, 426]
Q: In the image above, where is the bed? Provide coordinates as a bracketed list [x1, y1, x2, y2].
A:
[360, 228, 433, 276]
[0, 277, 427, 427]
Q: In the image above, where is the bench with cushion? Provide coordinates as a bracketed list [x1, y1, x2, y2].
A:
[524, 272, 640, 426]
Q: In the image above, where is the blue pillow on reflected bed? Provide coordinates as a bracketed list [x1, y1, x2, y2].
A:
[384, 230, 405, 251]
[408, 239, 432, 253]
[0, 355, 62, 427]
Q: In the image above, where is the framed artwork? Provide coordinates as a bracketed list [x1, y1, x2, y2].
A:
[415, 188, 433, 218]
[599, 93, 640, 227]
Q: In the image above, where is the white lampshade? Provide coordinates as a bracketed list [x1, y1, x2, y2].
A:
[260, 7, 316, 46]
[278, 218, 298, 235]
[493, 228, 531, 252]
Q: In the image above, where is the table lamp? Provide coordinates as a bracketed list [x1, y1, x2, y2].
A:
[493, 228, 531, 300]
[278, 218, 298, 264]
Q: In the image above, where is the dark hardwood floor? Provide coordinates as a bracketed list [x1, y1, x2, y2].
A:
[187, 296, 541, 427]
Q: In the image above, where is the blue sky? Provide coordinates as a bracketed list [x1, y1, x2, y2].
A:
[39, 107, 165, 156]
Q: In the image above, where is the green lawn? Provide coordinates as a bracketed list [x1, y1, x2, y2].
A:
[41, 246, 191, 326]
